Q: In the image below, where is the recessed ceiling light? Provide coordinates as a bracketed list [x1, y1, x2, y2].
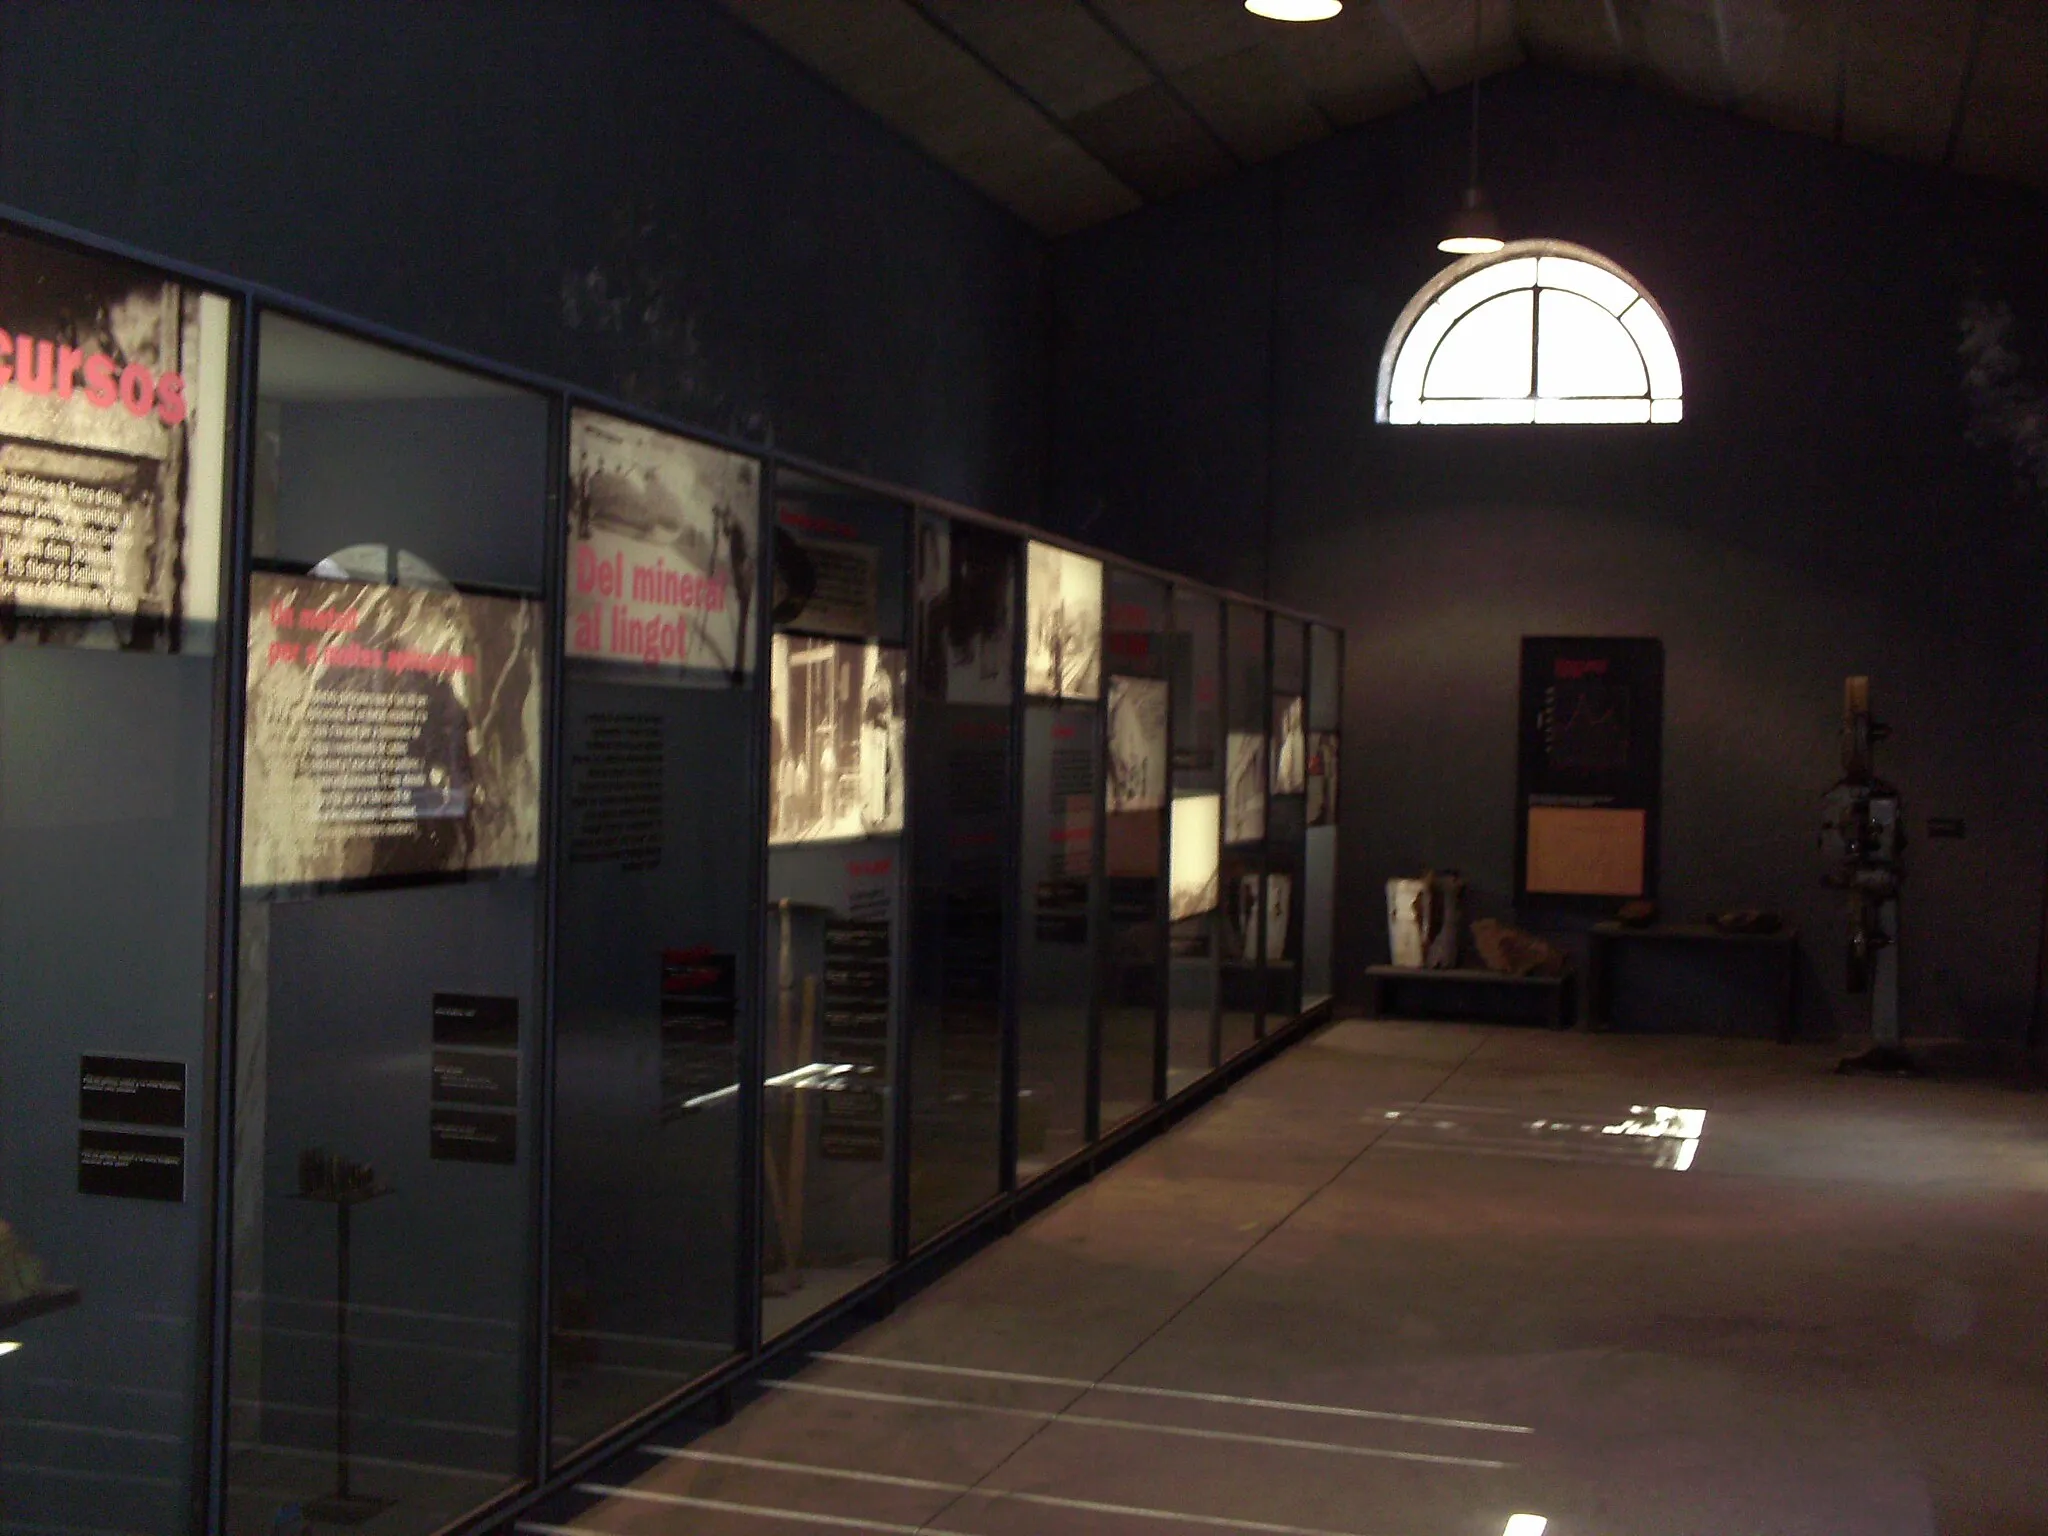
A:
[1245, 0, 1343, 20]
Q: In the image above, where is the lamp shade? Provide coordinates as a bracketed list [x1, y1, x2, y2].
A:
[1245, 0, 1343, 19]
[1438, 186, 1504, 255]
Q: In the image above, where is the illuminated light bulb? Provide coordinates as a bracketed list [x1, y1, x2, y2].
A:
[1439, 187, 1505, 255]
[1245, 0, 1343, 18]
[0, 1341, 21, 1358]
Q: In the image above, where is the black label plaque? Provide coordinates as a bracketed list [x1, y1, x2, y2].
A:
[79, 1056, 186, 1128]
[79, 1129, 185, 1201]
[430, 1107, 517, 1164]
[431, 993, 519, 1050]
[431, 1050, 519, 1108]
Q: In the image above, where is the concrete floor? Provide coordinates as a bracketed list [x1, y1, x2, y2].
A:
[524, 1019, 2048, 1536]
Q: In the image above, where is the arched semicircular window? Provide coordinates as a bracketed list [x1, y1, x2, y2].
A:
[1378, 240, 1682, 425]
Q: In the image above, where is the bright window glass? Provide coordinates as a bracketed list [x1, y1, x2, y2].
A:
[1381, 241, 1682, 425]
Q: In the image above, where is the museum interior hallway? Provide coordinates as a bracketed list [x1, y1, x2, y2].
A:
[516, 1019, 2048, 1536]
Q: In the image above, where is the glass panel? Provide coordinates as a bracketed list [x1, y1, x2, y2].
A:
[1303, 626, 1341, 1008]
[1422, 289, 1533, 401]
[1621, 299, 1685, 401]
[907, 514, 1015, 1247]
[0, 228, 235, 1536]
[1537, 289, 1648, 400]
[548, 408, 759, 1461]
[1166, 591, 1221, 1095]
[762, 473, 906, 1336]
[1101, 570, 1168, 1134]
[1265, 621, 1307, 1025]
[1535, 254, 1639, 316]
[1417, 397, 1539, 424]
[1016, 696, 1099, 1177]
[1393, 258, 1540, 413]
[231, 314, 549, 1534]
[1220, 604, 1266, 1059]
[1532, 397, 1654, 424]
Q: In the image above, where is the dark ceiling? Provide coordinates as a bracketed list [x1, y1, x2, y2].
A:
[713, 0, 2048, 234]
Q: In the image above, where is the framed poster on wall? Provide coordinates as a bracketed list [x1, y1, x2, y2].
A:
[1514, 636, 1663, 907]
[0, 230, 233, 652]
[565, 407, 758, 683]
[240, 572, 544, 892]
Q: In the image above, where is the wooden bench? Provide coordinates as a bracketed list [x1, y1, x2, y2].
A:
[1365, 965, 1576, 1031]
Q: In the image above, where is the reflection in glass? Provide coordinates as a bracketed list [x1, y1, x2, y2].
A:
[229, 314, 548, 1533]
[549, 413, 759, 1460]
[1166, 592, 1221, 1093]
[762, 475, 905, 1337]
[0, 227, 235, 1534]
[1265, 622, 1307, 1022]
[1100, 571, 1168, 1133]
[1221, 604, 1266, 1058]
[908, 516, 1014, 1246]
[1016, 702, 1099, 1176]
[1303, 625, 1341, 1009]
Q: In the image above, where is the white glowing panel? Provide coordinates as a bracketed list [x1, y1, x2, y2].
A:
[1424, 290, 1533, 399]
[1621, 299, 1683, 400]
[1503, 1518, 1548, 1536]
[1169, 794, 1221, 921]
[1537, 254, 1636, 314]
[1538, 289, 1648, 399]
[1381, 242, 1681, 427]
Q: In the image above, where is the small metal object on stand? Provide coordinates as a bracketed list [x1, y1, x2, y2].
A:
[1821, 677, 1913, 1074]
[291, 1178, 395, 1524]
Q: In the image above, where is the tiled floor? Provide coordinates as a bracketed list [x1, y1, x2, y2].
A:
[524, 1020, 2048, 1536]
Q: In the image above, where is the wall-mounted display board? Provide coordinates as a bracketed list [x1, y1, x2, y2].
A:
[1223, 731, 1267, 844]
[1024, 541, 1101, 700]
[1106, 675, 1168, 814]
[1307, 732, 1338, 826]
[767, 635, 906, 845]
[1515, 636, 1664, 905]
[567, 407, 758, 682]
[915, 514, 1012, 703]
[240, 573, 544, 891]
[0, 230, 232, 649]
[1272, 695, 1306, 795]
[1170, 794, 1221, 920]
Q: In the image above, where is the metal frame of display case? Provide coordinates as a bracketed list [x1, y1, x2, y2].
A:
[0, 202, 1340, 1536]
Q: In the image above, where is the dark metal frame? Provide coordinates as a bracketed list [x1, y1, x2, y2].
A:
[0, 202, 1342, 1536]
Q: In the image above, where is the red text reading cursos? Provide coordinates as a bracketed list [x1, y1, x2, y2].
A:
[0, 332, 189, 425]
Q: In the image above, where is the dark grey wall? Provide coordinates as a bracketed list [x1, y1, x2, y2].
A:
[0, 0, 1046, 516]
[1050, 68, 2048, 1043]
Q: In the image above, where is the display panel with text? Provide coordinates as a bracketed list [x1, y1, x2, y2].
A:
[241, 572, 543, 891]
[0, 231, 231, 649]
[567, 408, 757, 682]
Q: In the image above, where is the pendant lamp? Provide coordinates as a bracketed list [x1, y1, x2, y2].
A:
[1439, 0, 1504, 255]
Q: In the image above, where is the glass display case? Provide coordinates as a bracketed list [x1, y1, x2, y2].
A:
[0, 209, 1342, 1536]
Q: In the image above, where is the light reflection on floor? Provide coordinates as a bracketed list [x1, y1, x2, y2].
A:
[1372, 1099, 1708, 1171]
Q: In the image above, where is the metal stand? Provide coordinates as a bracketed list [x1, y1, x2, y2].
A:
[293, 1185, 394, 1525]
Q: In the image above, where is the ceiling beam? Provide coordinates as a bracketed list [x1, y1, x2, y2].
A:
[1072, 0, 1248, 169]
[901, 0, 1142, 204]
[1375, 0, 1441, 96]
[1943, 0, 1993, 167]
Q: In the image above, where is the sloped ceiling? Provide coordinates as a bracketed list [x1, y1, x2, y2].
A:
[713, 0, 2048, 234]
